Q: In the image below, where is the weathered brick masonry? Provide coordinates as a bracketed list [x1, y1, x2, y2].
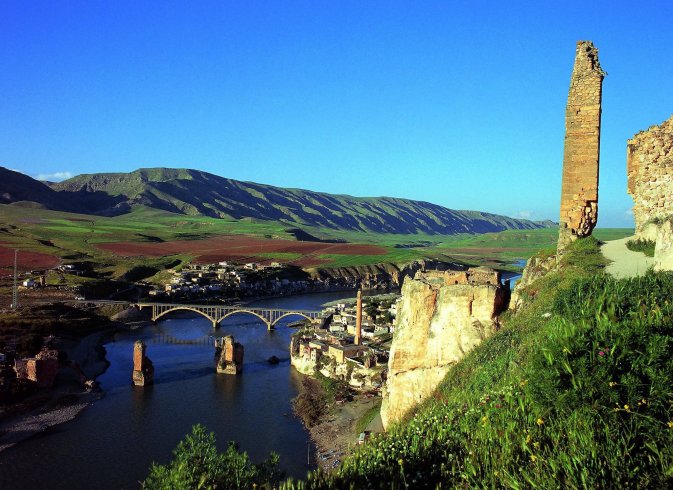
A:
[627, 115, 673, 237]
[558, 41, 605, 251]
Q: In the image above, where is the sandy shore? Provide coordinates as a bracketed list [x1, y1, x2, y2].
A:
[0, 388, 102, 452]
[307, 395, 382, 471]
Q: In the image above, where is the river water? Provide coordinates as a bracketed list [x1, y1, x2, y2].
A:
[0, 292, 355, 490]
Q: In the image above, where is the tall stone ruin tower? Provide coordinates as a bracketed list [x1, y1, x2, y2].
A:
[558, 41, 606, 251]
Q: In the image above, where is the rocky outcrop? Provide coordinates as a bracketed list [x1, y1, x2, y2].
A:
[510, 254, 558, 310]
[380, 268, 508, 429]
[132, 340, 154, 386]
[216, 336, 244, 375]
[558, 41, 605, 252]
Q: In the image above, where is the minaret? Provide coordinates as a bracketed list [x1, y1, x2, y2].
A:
[355, 289, 362, 345]
[558, 41, 605, 252]
[12, 250, 18, 309]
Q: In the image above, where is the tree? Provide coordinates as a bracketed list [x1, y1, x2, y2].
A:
[143, 424, 281, 490]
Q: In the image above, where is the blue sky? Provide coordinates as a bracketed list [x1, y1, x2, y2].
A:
[1, 1, 671, 227]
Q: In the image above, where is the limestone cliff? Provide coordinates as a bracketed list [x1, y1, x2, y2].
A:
[380, 268, 508, 429]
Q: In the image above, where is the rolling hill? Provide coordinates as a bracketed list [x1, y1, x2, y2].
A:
[2, 167, 554, 235]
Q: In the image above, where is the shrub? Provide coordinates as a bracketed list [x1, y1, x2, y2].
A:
[143, 424, 281, 490]
[626, 238, 656, 257]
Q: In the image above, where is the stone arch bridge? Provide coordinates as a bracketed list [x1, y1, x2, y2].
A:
[136, 302, 321, 330]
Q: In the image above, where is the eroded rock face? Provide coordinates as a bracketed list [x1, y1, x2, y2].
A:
[655, 220, 673, 271]
[558, 41, 605, 252]
[510, 254, 558, 310]
[132, 340, 154, 386]
[380, 269, 508, 429]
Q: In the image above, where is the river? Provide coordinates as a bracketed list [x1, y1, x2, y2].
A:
[0, 292, 356, 490]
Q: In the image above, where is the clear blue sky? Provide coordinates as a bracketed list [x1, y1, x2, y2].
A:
[2, 1, 672, 227]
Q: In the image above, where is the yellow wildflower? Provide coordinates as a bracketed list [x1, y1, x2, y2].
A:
[536, 418, 544, 426]
[530, 455, 538, 462]
[667, 421, 673, 429]
[608, 381, 617, 387]
[624, 404, 630, 411]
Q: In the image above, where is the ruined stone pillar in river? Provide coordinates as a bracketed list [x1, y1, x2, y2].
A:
[558, 41, 605, 252]
[216, 335, 244, 375]
[132, 340, 154, 386]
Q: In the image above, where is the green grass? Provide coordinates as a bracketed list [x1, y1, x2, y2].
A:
[355, 401, 382, 435]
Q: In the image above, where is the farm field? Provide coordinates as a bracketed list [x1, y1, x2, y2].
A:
[0, 204, 633, 276]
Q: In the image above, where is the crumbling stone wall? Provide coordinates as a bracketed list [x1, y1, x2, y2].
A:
[420, 267, 501, 287]
[13, 348, 59, 388]
[627, 115, 673, 238]
[558, 41, 605, 251]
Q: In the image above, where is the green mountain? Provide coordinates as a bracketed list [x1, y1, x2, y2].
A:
[4, 166, 554, 234]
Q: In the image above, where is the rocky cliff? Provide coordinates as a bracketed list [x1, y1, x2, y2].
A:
[380, 268, 508, 429]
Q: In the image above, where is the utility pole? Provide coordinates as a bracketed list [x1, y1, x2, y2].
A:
[12, 249, 18, 309]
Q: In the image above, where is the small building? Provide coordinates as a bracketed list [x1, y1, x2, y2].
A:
[327, 344, 370, 364]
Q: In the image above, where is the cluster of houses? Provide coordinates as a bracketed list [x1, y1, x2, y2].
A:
[290, 293, 397, 390]
[148, 261, 352, 300]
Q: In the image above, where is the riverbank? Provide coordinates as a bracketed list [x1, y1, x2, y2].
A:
[296, 382, 384, 471]
[0, 328, 113, 453]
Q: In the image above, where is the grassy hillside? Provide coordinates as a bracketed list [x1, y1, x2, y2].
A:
[47, 167, 553, 235]
[288, 238, 673, 488]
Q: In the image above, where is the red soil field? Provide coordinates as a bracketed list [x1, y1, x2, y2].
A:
[97, 236, 387, 267]
[0, 245, 60, 275]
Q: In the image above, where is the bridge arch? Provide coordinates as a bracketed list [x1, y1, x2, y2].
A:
[217, 309, 271, 329]
[153, 307, 217, 325]
[271, 312, 314, 328]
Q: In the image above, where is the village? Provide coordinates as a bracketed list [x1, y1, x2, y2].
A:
[291, 291, 397, 392]
[17, 259, 383, 303]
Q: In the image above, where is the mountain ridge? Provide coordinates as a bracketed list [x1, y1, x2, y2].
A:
[1, 166, 555, 235]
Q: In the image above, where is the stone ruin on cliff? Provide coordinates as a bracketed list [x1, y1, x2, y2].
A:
[627, 115, 673, 270]
[132, 340, 154, 386]
[558, 41, 605, 252]
[216, 335, 244, 375]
